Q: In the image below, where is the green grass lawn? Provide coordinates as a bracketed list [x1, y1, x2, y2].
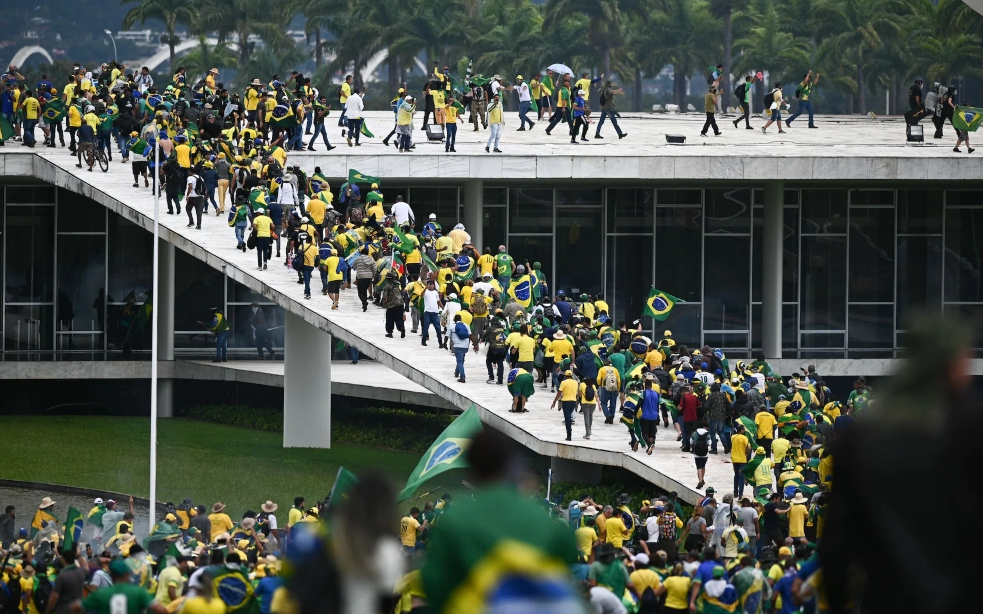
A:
[0, 417, 422, 518]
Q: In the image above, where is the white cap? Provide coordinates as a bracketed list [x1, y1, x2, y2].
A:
[454, 223, 465, 230]
[429, 213, 437, 220]
[94, 497, 104, 504]
[404, 95, 413, 101]
[326, 204, 333, 210]
[633, 553, 650, 565]
[578, 89, 585, 96]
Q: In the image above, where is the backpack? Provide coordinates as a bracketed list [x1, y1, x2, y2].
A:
[694, 431, 709, 456]
[0, 575, 22, 614]
[599, 92, 607, 106]
[471, 296, 488, 316]
[454, 321, 470, 340]
[348, 204, 365, 226]
[734, 83, 745, 101]
[584, 384, 596, 402]
[763, 89, 776, 110]
[659, 512, 678, 540]
[489, 325, 507, 350]
[603, 368, 619, 392]
[34, 576, 53, 613]
[795, 88, 801, 99]
[192, 176, 205, 197]
[292, 244, 308, 271]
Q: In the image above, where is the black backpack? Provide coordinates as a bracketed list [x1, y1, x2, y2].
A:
[34, 576, 53, 613]
[694, 431, 709, 456]
[0, 575, 22, 614]
[794, 88, 801, 99]
[763, 89, 776, 110]
[584, 384, 596, 402]
[734, 83, 745, 101]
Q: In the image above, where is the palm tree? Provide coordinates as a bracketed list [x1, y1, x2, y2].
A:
[640, 0, 720, 106]
[240, 44, 308, 84]
[121, 0, 197, 73]
[196, 0, 297, 66]
[180, 37, 239, 85]
[812, 0, 908, 114]
[544, 0, 625, 76]
[732, 5, 811, 83]
[709, 0, 749, 113]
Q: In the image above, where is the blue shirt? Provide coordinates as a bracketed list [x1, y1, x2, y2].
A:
[695, 560, 723, 586]
[573, 96, 586, 117]
[267, 201, 284, 226]
[253, 576, 283, 614]
[641, 388, 661, 420]
[772, 575, 799, 614]
[0, 91, 13, 114]
[202, 168, 219, 188]
[555, 300, 572, 324]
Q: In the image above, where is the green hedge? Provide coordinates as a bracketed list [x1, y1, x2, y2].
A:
[186, 404, 456, 454]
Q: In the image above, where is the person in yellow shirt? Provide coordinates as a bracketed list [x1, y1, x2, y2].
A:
[477, 248, 496, 277]
[574, 514, 598, 561]
[208, 502, 234, 537]
[579, 379, 598, 439]
[730, 424, 752, 497]
[252, 208, 275, 269]
[551, 370, 579, 441]
[485, 93, 504, 152]
[174, 135, 192, 168]
[20, 90, 40, 147]
[287, 498, 305, 528]
[628, 554, 666, 604]
[515, 325, 537, 371]
[662, 563, 692, 611]
[754, 409, 778, 454]
[444, 95, 460, 152]
[399, 508, 427, 553]
[604, 511, 628, 549]
[66, 103, 82, 153]
[206, 68, 219, 92]
[338, 75, 352, 129]
[322, 247, 344, 309]
[787, 493, 809, 543]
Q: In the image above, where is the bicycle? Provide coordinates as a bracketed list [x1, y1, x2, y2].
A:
[88, 146, 109, 172]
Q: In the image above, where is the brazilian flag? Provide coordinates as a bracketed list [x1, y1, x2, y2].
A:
[249, 188, 270, 212]
[327, 467, 359, 510]
[454, 255, 475, 283]
[1, 114, 16, 142]
[393, 224, 417, 256]
[309, 173, 330, 194]
[360, 121, 375, 138]
[643, 288, 683, 321]
[269, 103, 297, 128]
[348, 169, 380, 184]
[42, 99, 67, 124]
[398, 405, 483, 501]
[366, 190, 384, 204]
[736, 415, 757, 448]
[953, 105, 983, 132]
[508, 274, 533, 309]
[31, 508, 58, 538]
[62, 507, 85, 552]
[209, 564, 259, 614]
[186, 122, 200, 142]
[742, 452, 765, 484]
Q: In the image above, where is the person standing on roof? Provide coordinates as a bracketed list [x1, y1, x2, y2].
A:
[199, 307, 230, 363]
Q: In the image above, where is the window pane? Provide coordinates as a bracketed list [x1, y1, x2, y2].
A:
[4, 305, 53, 356]
[703, 332, 748, 354]
[106, 304, 150, 358]
[800, 236, 846, 330]
[800, 332, 844, 349]
[57, 235, 106, 332]
[653, 303, 700, 345]
[752, 208, 762, 302]
[656, 207, 702, 301]
[848, 304, 893, 349]
[509, 188, 553, 233]
[801, 189, 847, 234]
[944, 208, 983, 302]
[705, 188, 751, 234]
[228, 278, 276, 304]
[6, 186, 55, 204]
[897, 236, 942, 327]
[657, 189, 701, 206]
[784, 207, 799, 302]
[704, 236, 749, 330]
[783, 304, 798, 350]
[607, 189, 653, 233]
[606, 235, 652, 327]
[943, 304, 983, 348]
[946, 190, 983, 207]
[556, 208, 602, 297]
[57, 188, 106, 232]
[848, 207, 894, 302]
[229, 304, 285, 351]
[409, 187, 459, 230]
[508, 236, 553, 289]
[850, 190, 894, 206]
[174, 250, 224, 332]
[482, 206, 507, 254]
[6, 206, 54, 302]
[108, 214, 153, 301]
[897, 189, 943, 234]
[55, 333, 103, 359]
[484, 187, 507, 205]
[557, 189, 601, 207]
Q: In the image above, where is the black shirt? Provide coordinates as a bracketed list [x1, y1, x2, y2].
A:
[762, 503, 780, 532]
[908, 85, 923, 110]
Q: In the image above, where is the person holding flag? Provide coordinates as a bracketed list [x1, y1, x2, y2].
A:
[950, 96, 981, 153]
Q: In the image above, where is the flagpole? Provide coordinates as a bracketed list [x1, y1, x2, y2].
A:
[149, 128, 161, 531]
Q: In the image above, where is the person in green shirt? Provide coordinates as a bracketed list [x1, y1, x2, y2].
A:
[76, 559, 168, 614]
[494, 246, 514, 290]
[733, 74, 759, 129]
[786, 69, 819, 128]
[545, 79, 572, 136]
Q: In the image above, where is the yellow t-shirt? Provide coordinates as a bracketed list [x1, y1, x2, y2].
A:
[445, 104, 458, 123]
[253, 215, 274, 238]
[400, 516, 420, 547]
[478, 254, 495, 276]
[516, 335, 536, 362]
[340, 82, 351, 103]
[771, 438, 791, 463]
[753, 457, 774, 486]
[83, 112, 100, 131]
[306, 199, 326, 224]
[245, 87, 260, 111]
[68, 105, 82, 128]
[730, 433, 750, 464]
[542, 338, 554, 358]
[20, 577, 39, 614]
[63, 83, 77, 105]
[788, 504, 808, 538]
[644, 350, 663, 369]
[325, 256, 344, 281]
[175, 143, 192, 168]
[574, 526, 595, 558]
[366, 202, 384, 222]
[458, 311, 473, 326]
[558, 378, 578, 402]
[604, 516, 627, 548]
[755, 412, 777, 440]
[287, 507, 304, 527]
[575, 78, 592, 100]
[663, 576, 692, 609]
[22, 97, 40, 119]
[302, 244, 318, 267]
[579, 382, 597, 405]
[629, 569, 662, 595]
[208, 512, 234, 536]
[550, 337, 574, 361]
[181, 597, 227, 614]
[431, 90, 445, 109]
[155, 565, 185, 605]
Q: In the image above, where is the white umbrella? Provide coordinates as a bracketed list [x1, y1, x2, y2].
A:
[547, 63, 574, 77]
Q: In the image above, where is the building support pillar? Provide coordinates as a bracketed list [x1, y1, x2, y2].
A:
[762, 182, 784, 360]
[550, 456, 602, 485]
[283, 311, 332, 448]
[157, 239, 175, 418]
[463, 180, 483, 251]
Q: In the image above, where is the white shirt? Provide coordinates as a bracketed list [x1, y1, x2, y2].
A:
[441, 301, 461, 322]
[278, 181, 297, 205]
[186, 174, 201, 198]
[266, 513, 278, 531]
[589, 586, 627, 614]
[643, 516, 661, 543]
[517, 82, 531, 102]
[423, 289, 441, 313]
[473, 281, 493, 295]
[390, 200, 414, 226]
[490, 81, 502, 97]
[696, 371, 714, 385]
[345, 94, 364, 118]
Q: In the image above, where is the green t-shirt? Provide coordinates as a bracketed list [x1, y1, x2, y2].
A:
[495, 253, 513, 277]
[799, 81, 813, 100]
[588, 560, 631, 598]
[743, 83, 752, 103]
[81, 583, 153, 614]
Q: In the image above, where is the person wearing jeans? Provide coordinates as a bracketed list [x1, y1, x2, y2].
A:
[252, 209, 275, 270]
[597, 361, 620, 422]
[551, 370, 579, 441]
[595, 80, 626, 139]
[730, 424, 751, 497]
[485, 94, 504, 152]
[786, 70, 819, 128]
[709, 418, 729, 453]
[444, 96, 460, 152]
[451, 315, 471, 383]
[204, 308, 229, 363]
[421, 281, 443, 347]
[515, 76, 534, 130]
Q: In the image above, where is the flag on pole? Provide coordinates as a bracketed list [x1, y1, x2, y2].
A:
[62, 507, 84, 551]
[643, 288, 684, 321]
[327, 467, 359, 509]
[393, 224, 417, 255]
[348, 169, 380, 185]
[398, 405, 483, 501]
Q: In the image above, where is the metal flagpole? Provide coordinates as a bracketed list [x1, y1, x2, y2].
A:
[150, 126, 161, 530]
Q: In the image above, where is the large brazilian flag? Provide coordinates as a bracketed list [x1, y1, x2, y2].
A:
[953, 105, 983, 132]
[644, 288, 684, 321]
[210, 564, 259, 614]
[508, 274, 533, 309]
[398, 405, 483, 501]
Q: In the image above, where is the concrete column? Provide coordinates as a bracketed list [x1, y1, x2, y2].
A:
[762, 182, 784, 359]
[551, 457, 602, 485]
[463, 180, 483, 251]
[157, 239, 175, 418]
[283, 311, 332, 448]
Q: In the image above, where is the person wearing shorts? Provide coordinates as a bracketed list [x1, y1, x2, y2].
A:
[75, 123, 95, 171]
